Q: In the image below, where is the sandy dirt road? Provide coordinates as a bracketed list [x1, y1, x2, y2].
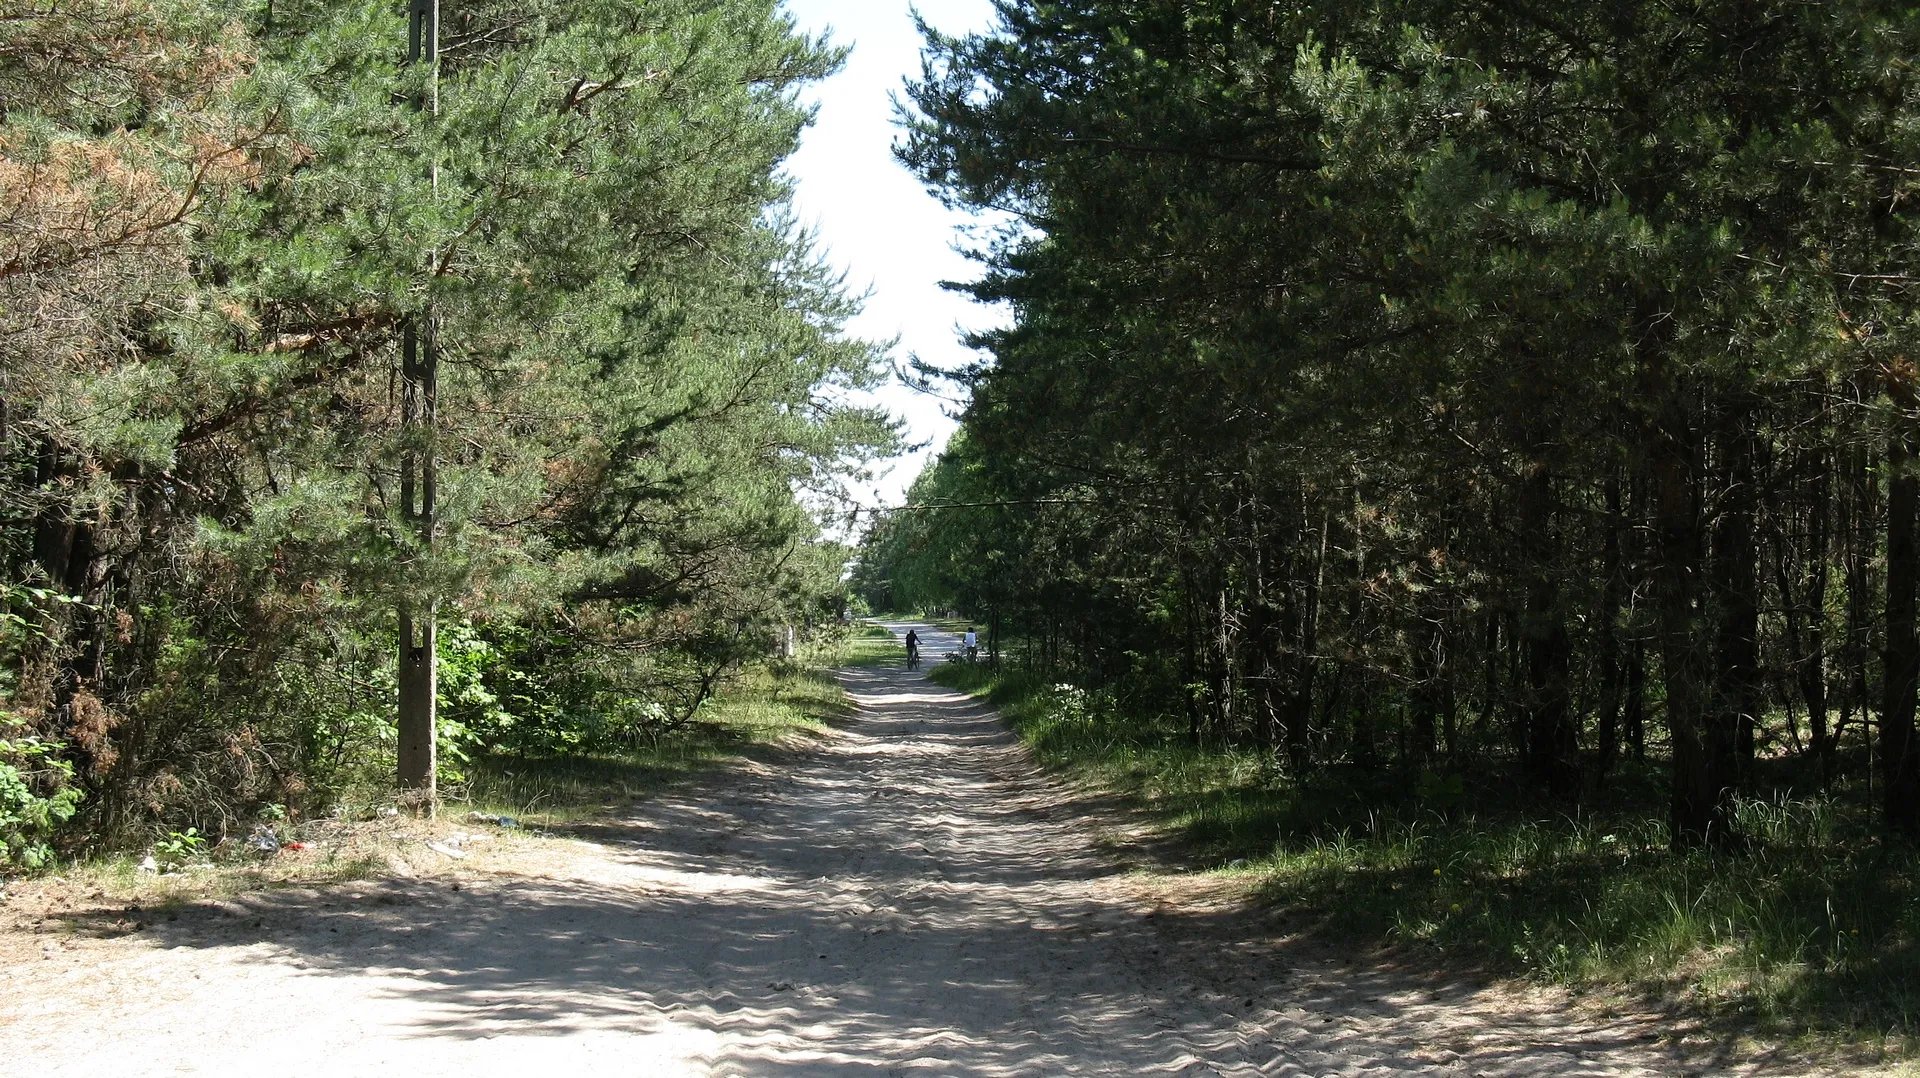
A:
[0, 622, 1859, 1076]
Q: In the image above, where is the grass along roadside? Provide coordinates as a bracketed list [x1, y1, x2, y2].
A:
[837, 620, 908, 666]
[0, 639, 864, 940]
[931, 661, 1920, 1057]
[451, 656, 850, 828]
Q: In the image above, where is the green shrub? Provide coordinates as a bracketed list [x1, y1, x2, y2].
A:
[153, 827, 206, 872]
[0, 726, 83, 870]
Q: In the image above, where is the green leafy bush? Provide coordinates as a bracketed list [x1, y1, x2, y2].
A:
[152, 827, 207, 872]
[0, 726, 83, 870]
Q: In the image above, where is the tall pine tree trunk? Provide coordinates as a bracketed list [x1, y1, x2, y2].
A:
[1518, 461, 1576, 799]
[1624, 636, 1647, 761]
[1593, 474, 1626, 786]
[1882, 425, 1920, 833]
[1711, 414, 1762, 790]
[1410, 624, 1440, 772]
[1281, 509, 1329, 773]
[1644, 358, 1727, 847]
[1776, 438, 1832, 778]
[1843, 412, 1880, 765]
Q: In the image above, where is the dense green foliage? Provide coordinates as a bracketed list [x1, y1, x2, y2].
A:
[1, 0, 890, 853]
[458, 641, 858, 826]
[873, 0, 1920, 837]
[858, 0, 1920, 1026]
[0, 725, 81, 868]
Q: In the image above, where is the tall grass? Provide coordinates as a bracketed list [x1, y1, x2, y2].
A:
[934, 662, 1920, 1044]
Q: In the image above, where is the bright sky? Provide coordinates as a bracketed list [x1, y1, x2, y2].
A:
[781, 0, 1006, 514]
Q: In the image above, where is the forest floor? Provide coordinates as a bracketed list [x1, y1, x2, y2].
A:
[0, 621, 1897, 1076]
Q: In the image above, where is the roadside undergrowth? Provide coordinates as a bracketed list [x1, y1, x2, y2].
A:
[932, 662, 1920, 1056]
[831, 621, 907, 667]
[2, 648, 858, 927]
[452, 657, 849, 827]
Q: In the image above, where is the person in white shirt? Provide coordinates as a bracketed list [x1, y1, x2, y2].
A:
[963, 628, 978, 662]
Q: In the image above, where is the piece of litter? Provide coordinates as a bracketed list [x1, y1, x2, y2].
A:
[137, 855, 158, 873]
[425, 841, 468, 860]
[495, 816, 520, 829]
[248, 826, 280, 853]
[282, 841, 310, 852]
[466, 812, 500, 824]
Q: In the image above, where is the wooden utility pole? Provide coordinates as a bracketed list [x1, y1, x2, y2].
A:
[396, 0, 439, 800]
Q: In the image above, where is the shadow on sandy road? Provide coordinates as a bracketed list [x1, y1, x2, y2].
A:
[89, 860, 1669, 1077]
[61, 623, 1704, 1077]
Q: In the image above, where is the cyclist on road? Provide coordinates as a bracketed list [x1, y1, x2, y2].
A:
[904, 628, 920, 669]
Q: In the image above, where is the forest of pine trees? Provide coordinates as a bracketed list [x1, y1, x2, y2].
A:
[0, 0, 892, 860]
[855, 0, 1920, 850]
[8, 0, 1920, 1047]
